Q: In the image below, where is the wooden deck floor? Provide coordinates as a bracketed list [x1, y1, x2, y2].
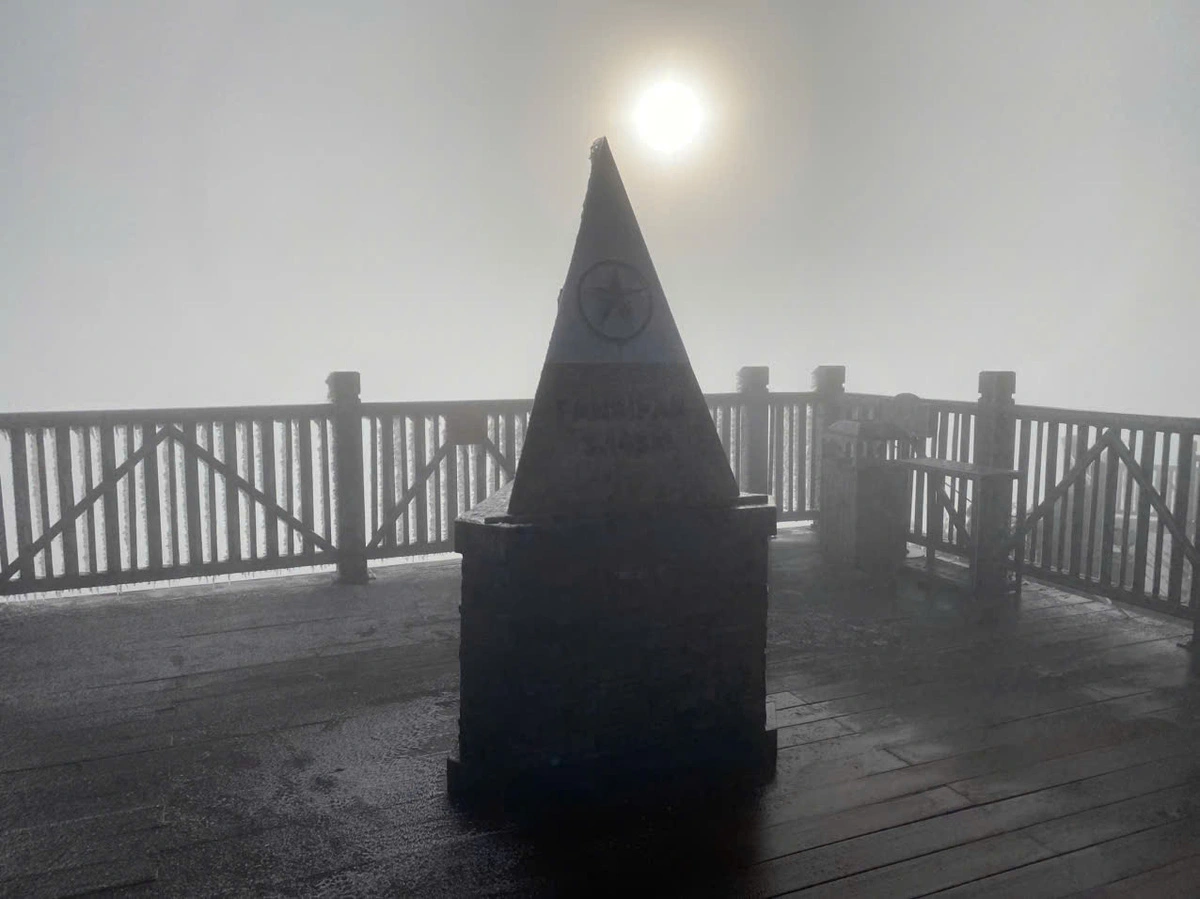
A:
[3, 528, 1200, 897]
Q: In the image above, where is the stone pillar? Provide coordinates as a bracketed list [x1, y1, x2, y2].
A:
[811, 365, 846, 515]
[975, 371, 1017, 598]
[736, 366, 770, 495]
[327, 371, 369, 585]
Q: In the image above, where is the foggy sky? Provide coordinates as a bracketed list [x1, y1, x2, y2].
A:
[2, 1, 1197, 415]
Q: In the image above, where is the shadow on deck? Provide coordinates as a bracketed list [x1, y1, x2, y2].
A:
[4, 527, 1200, 897]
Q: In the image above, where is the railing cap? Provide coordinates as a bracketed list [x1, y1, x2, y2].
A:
[978, 371, 1016, 401]
[327, 371, 361, 402]
[812, 365, 846, 395]
[736, 366, 770, 393]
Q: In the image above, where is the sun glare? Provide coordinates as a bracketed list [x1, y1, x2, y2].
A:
[633, 80, 704, 156]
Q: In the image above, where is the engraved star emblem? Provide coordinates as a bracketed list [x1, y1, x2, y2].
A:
[577, 260, 655, 342]
[595, 267, 642, 327]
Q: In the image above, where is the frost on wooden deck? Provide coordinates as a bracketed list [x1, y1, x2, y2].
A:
[3, 527, 1200, 898]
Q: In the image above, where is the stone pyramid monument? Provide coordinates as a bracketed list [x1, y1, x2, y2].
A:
[506, 136, 738, 516]
[448, 138, 776, 809]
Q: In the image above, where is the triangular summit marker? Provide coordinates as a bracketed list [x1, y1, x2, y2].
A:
[506, 138, 738, 516]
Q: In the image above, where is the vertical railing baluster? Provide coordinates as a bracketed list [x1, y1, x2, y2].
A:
[10, 429, 34, 584]
[206, 422, 219, 563]
[300, 417, 315, 558]
[381, 415, 395, 552]
[1151, 434, 1171, 598]
[1085, 430, 1102, 582]
[1169, 433, 1194, 605]
[1132, 429, 1156, 597]
[413, 415, 428, 546]
[82, 427, 97, 576]
[185, 423, 202, 568]
[222, 420, 240, 564]
[142, 423, 163, 574]
[125, 426, 139, 571]
[35, 430, 52, 576]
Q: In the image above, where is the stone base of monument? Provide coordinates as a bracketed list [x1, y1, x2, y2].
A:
[446, 488, 778, 812]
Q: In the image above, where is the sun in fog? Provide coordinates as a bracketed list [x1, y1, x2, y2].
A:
[633, 80, 705, 155]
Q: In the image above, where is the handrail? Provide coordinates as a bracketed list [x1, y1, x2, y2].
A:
[0, 403, 330, 429]
[1014, 403, 1200, 433]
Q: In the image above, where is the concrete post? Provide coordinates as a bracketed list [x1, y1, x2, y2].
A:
[327, 371, 369, 585]
[737, 366, 770, 496]
[811, 365, 846, 515]
[975, 371, 1017, 598]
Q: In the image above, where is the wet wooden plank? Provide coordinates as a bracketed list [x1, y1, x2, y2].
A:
[935, 817, 1200, 898]
[747, 755, 1197, 897]
[782, 830, 1052, 898]
[1083, 853, 1200, 898]
[0, 858, 158, 898]
[1024, 781, 1200, 853]
[754, 787, 971, 864]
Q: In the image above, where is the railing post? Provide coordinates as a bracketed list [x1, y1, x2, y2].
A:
[736, 366, 770, 495]
[327, 371, 368, 585]
[975, 371, 1017, 598]
[811, 365, 846, 515]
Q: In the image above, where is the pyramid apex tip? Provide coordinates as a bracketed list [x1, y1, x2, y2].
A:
[589, 136, 610, 160]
